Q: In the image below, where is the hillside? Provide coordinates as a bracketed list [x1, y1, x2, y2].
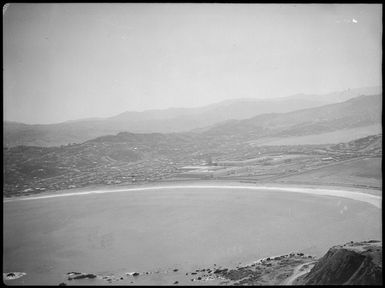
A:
[203, 94, 381, 142]
[3, 130, 382, 198]
[299, 240, 382, 285]
[3, 94, 382, 197]
[3, 132, 195, 196]
[4, 86, 381, 147]
[190, 240, 382, 286]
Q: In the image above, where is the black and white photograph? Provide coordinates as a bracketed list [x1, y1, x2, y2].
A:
[3, 3, 382, 286]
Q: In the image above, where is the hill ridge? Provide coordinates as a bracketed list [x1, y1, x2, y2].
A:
[4, 87, 381, 147]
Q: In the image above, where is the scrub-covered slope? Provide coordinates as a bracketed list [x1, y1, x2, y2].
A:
[300, 240, 382, 285]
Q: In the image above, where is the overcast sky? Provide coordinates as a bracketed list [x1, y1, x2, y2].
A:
[3, 3, 382, 124]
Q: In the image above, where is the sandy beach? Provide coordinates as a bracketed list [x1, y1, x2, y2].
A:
[4, 182, 381, 208]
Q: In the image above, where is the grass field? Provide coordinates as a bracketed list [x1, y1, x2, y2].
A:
[275, 157, 382, 190]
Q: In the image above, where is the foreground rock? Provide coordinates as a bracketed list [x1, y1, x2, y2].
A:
[3, 272, 27, 281]
[67, 272, 97, 280]
[208, 253, 316, 285]
[298, 240, 382, 285]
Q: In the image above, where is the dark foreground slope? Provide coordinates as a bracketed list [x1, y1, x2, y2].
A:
[195, 241, 382, 285]
[299, 240, 382, 285]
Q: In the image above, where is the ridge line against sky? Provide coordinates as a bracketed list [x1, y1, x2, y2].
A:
[3, 85, 382, 126]
[3, 3, 382, 124]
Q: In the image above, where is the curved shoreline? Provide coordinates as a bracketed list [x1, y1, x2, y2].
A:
[3, 184, 381, 208]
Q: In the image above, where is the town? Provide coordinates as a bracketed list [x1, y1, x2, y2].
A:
[3, 134, 381, 197]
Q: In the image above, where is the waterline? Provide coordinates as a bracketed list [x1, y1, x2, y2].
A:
[3, 184, 381, 208]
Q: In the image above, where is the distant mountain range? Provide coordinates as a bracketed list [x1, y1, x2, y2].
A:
[3, 86, 381, 147]
[201, 94, 382, 142]
[49, 93, 381, 163]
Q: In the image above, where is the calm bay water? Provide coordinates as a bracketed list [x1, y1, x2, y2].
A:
[3, 187, 381, 285]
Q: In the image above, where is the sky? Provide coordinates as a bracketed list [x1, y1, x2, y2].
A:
[3, 3, 382, 124]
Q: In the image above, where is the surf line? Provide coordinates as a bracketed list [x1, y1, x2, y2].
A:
[3, 185, 381, 208]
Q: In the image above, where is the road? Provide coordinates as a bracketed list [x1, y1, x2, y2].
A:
[281, 261, 316, 285]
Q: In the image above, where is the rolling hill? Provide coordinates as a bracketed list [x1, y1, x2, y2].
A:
[202, 94, 382, 143]
[4, 86, 381, 147]
[3, 93, 382, 197]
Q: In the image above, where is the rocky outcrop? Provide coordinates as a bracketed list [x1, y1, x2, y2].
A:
[67, 272, 97, 280]
[54, 241, 381, 286]
[302, 240, 382, 285]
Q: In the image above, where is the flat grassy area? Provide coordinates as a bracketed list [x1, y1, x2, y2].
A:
[274, 157, 382, 191]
